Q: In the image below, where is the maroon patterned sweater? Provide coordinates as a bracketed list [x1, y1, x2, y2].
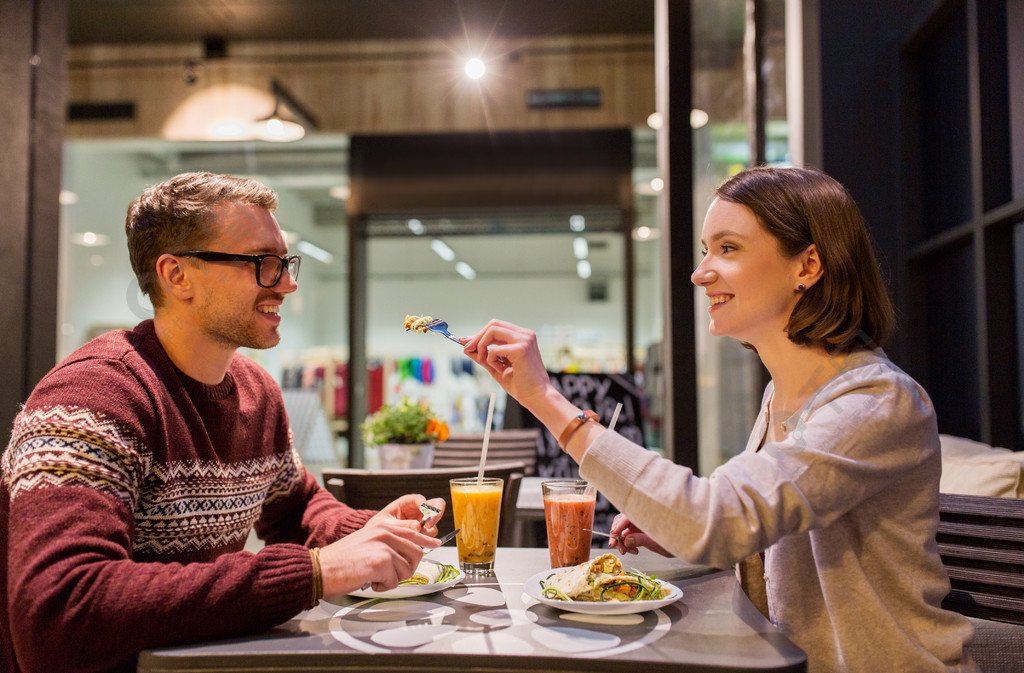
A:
[1, 320, 374, 673]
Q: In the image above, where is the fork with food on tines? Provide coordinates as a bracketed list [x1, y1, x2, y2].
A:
[421, 318, 463, 345]
[404, 315, 512, 365]
[404, 315, 463, 345]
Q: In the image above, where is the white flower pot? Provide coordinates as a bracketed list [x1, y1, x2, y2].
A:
[378, 442, 434, 470]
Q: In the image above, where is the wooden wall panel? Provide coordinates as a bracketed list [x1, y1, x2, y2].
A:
[65, 35, 654, 138]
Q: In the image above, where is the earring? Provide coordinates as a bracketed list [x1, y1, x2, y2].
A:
[797, 284, 806, 291]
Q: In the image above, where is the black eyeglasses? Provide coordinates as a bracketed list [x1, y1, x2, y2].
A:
[176, 251, 301, 288]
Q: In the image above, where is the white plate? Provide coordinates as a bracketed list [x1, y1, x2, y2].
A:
[348, 567, 465, 599]
[523, 568, 683, 615]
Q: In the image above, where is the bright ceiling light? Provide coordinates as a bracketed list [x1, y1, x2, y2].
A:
[252, 117, 305, 142]
[650, 177, 664, 192]
[72, 231, 110, 247]
[430, 239, 456, 261]
[59, 190, 79, 205]
[576, 260, 592, 279]
[407, 218, 426, 235]
[162, 84, 271, 141]
[465, 57, 486, 80]
[328, 184, 350, 201]
[569, 214, 586, 232]
[297, 240, 334, 264]
[632, 225, 661, 241]
[162, 80, 316, 143]
[690, 108, 710, 129]
[208, 119, 249, 140]
[573, 237, 589, 260]
[455, 261, 477, 280]
[646, 111, 663, 130]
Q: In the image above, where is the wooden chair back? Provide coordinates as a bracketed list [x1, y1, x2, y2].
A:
[323, 461, 526, 547]
[937, 492, 1024, 624]
[431, 429, 541, 475]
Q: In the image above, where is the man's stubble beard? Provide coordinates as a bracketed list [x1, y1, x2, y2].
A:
[197, 291, 283, 351]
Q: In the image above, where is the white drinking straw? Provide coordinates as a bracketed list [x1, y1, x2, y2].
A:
[477, 392, 497, 483]
[608, 402, 623, 432]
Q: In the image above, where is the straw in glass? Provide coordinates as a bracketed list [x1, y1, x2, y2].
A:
[608, 402, 623, 432]
[476, 392, 497, 483]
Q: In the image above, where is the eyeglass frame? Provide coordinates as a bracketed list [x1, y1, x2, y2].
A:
[174, 251, 301, 288]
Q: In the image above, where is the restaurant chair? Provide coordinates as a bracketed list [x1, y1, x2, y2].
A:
[323, 461, 526, 547]
[937, 492, 1024, 672]
[431, 429, 541, 475]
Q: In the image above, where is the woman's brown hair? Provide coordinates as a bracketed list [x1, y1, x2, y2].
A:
[715, 166, 895, 353]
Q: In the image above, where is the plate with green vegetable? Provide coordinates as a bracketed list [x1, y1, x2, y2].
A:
[348, 560, 464, 599]
[523, 555, 682, 615]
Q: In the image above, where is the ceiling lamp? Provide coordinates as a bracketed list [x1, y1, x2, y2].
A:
[72, 231, 110, 247]
[251, 80, 319, 143]
[573, 237, 589, 260]
[162, 80, 318, 142]
[430, 239, 456, 261]
[465, 57, 486, 80]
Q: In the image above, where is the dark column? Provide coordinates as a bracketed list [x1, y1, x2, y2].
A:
[0, 0, 66, 434]
[655, 0, 698, 469]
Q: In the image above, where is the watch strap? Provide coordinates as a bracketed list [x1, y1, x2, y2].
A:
[557, 409, 601, 449]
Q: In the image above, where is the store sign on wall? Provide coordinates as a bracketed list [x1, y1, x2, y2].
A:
[526, 372, 646, 539]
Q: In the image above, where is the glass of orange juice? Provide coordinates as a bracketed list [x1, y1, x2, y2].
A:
[542, 479, 596, 568]
[449, 477, 504, 574]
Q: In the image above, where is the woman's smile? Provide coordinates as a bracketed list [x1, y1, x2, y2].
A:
[692, 198, 803, 346]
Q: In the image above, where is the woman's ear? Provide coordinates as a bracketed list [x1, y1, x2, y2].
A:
[796, 244, 824, 290]
[154, 253, 194, 302]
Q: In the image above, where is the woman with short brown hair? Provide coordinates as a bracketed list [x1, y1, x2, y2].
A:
[463, 166, 977, 673]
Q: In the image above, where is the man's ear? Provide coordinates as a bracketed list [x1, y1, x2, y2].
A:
[154, 253, 195, 302]
[796, 244, 824, 289]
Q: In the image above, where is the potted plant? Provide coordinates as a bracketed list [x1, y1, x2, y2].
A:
[360, 397, 450, 469]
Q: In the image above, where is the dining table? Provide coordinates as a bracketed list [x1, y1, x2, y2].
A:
[137, 546, 806, 673]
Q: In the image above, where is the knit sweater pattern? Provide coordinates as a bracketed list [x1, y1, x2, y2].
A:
[1, 321, 373, 673]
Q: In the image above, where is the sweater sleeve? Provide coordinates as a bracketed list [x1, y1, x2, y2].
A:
[579, 359, 938, 568]
[5, 440, 315, 673]
[254, 452, 376, 547]
[2, 357, 316, 673]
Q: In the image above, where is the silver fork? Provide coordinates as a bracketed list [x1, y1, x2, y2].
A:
[421, 318, 463, 345]
[584, 528, 624, 542]
[413, 318, 509, 365]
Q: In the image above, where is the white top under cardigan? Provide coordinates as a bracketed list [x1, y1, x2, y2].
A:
[578, 349, 977, 673]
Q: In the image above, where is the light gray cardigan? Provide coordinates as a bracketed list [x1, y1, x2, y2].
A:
[579, 349, 977, 673]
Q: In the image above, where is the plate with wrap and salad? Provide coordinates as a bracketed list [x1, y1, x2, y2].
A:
[523, 553, 682, 615]
[348, 560, 464, 599]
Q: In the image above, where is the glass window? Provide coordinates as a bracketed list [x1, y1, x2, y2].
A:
[690, 0, 789, 473]
[60, 136, 352, 474]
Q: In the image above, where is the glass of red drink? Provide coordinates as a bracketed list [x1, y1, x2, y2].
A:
[542, 479, 597, 568]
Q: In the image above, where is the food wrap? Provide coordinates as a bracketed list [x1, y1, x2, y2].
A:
[542, 553, 671, 602]
[409, 560, 443, 584]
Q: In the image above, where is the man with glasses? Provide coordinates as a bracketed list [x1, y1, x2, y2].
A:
[1, 172, 444, 673]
